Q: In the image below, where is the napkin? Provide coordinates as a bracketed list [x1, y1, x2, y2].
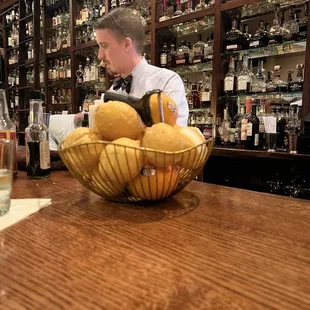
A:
[0, 199, 52, 232]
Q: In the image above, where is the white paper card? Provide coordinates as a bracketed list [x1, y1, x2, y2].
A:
[263, 116, 277, 134]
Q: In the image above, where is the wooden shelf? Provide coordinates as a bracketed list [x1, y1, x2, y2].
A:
[19, 13, 33, 22]
[46, 48, 71, 58]
[19, 59, 34, 67]
[72, 41, 97, 51]
[212, 147, 310, 161]
[155, 6, 215, 30]
[18, 86, 33, 90]
[221, 0, 260, 12]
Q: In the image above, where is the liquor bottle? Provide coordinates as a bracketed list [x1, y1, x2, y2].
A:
[203, 33, 214, 62]
[268, 65, 288, 92]
[224, 56, 236, 95]
[290, 64, 304, 92]
[200, 71, 212, 108]
[283, 6, 299, 41]
[299, 1, 308, 40]
[160, 43, 169, 68]
[0, 88, 18, 176]
[25, 92, 50, 179]
[191, 81, 201, 109]
[251, 60, 266, 93]
[84, 57, 91, 82]
[237, 54, 251, 94]
[159, 0, 170, 22]
[202, 111, 213, 140]
[243, 24, 251, 49]
[67, 59, 72, 78]
[268, 4, 284, 45]
[224, 17, 245, 51]
[287, 69, 294, 92]
[90, 58, 98, 82]
[184, 0, 194, 14]
[192, 34, 204, 64]
[195, 0, 206, 11]
[176, 41, 190, 66]
[250, 21, 269, 48]
[221, 106, 231, 146]
[167, 44, 176, 68]
[241, 98, 259, 149]
[173, 0, 183, 18]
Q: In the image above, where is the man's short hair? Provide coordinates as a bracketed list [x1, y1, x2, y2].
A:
[94, 8, 145, 54]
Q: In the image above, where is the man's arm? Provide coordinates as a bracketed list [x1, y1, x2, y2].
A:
[162, 73, 189, 127]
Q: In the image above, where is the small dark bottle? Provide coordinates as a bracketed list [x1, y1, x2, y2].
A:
[290, 64, 304, 92]
[243, 24, 251, 49]
[82, 113, 89, 127]
[167, 44, 176, 68]
[160, 43, 169, 68]
[250, 20, 269, 48]
[25, 91, 51, 179]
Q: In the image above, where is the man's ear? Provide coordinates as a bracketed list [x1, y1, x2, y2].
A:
[124, 37, 133, 51]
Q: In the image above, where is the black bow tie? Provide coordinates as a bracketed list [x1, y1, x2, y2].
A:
[113, 75, 132, 94]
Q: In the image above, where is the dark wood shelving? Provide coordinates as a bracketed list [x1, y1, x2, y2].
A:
[155, 6, 215, 30]
[72, 41, 97, 51]
[18, 86, 33, 90]
[8, 62, 19, 68]
[212, 147, 310, 161]
[19, 36, 33, 45]
[19, 13, 33, 22]
[18, 109, 30, 112]
[19, 59, 34, 67]
[221, 0, 260, 12]
[46, 48, 71, 58]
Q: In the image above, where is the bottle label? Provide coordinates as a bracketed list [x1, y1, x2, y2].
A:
[241, 120, 248, 141]
[250, 41, 259, 47]
[238, 76, 250, 91]
[254, 133, 259, 146]
[0, 130, 17, 173]
[203, 128, 212, 139]
[201, 91, 211, 102]
[226, 44, 238, 51]
[40, 141, 51, 170]
[247, 123, 253, 136]
[224, 77, 234, 91]
[67, 70, 71, 78]
[160, 53, 167, 65]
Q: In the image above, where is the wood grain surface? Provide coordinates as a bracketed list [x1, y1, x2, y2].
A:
[1, 171, 310, 310]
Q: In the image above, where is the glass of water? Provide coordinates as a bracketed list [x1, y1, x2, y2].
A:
[0, 139, 15, 216]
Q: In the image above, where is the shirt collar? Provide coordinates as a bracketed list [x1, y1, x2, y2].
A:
[130, 57, 148, 94]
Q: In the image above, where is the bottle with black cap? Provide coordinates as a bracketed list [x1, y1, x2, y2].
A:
[25, 90, 51, 179]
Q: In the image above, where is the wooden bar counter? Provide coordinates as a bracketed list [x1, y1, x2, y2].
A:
[1, 171, 310, 309]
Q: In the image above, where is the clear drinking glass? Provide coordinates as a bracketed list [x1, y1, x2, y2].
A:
[266, 133, 277, 152]
[0, 139, 14, 216]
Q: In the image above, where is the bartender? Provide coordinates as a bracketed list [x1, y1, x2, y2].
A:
[95, 7, 189, 127]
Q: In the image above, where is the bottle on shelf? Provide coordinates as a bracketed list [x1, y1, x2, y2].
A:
[243, 24, 251, 49]
[173, 0, 183, 18]
[159, 0, 170, 22]
[224, 56, 236, 95]
[268, 4, 284, 45]
[202, 110, 213, 140]
[241, 98, 259, 150]
[298, 1, 308, 40]
[250, 20, 269, 48]
[220, 106, 231, 146]
[203, 33, 214, 62]
[25, 91, 50, 179]
[176, 41, 190, 66]
[251, 60, 266, 93]
[83, 57, 91, 82]
[290, 64, 304, 92]
[0, 88, 18, 176]
[191, 81, 201, 109]
[224, 17, 245, 52]
[237, 54, 251, 94]
[160, 43, 169, 68]
[167, 44, 176, 68]
[192, 34, 204, 64]
[200, 71, 212, 108]
[267, 65, 288, 93]
[283, 6, 299, 41]
[184, 0, 194, 14]
[195, 0, 206, 11]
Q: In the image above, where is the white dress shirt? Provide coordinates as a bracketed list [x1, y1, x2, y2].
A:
[111, 58, 189, 127]
[49, 114, 76, 151]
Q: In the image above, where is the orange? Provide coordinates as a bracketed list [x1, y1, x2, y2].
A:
[94, 101, 145, 141]
[149, 92, 178, 126]
[127, 165, 179, 200]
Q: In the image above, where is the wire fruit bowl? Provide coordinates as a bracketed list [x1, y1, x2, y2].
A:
[58, 138, 214, 203]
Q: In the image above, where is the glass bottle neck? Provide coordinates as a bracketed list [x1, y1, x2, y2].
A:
[0, 90, 10, 118]
[242, 57, 249, 70]
[29, 100, 43, 124]
[232, 19, 237, 30]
